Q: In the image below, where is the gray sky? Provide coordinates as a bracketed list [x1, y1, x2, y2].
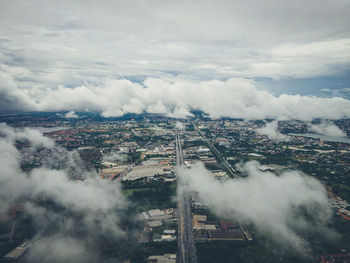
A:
[1, 0, 350, 118]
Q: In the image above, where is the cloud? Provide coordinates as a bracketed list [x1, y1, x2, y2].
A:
[103, 152, 127, 163]
[1, 0, 350, 84]
[0, 123, 126, 220]
[1, 72, 350, 120]
[308, 121, 347, 137]
[1, 0, 350, 120]
[64, 110, 78, 118]
[256, 120, 289, 141]
[167, 107, 193, 119]
[178, 161, 333, 251]
[0, 71, 33, 111]
[0, 124, 127, 262]
[26, 237, 97, 263]
[175, 121, 185, 130]
[260, 39, 350, 79]
[0, 123, 55, 149]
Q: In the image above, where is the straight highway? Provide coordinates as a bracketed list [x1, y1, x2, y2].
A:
[176, 129, 198, 263]
[194, 124, 240, 180]
[194, 123, 252, 241]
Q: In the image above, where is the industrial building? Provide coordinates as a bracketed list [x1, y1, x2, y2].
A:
[4, 241, 30, 262]
[146, 254, 176, 263]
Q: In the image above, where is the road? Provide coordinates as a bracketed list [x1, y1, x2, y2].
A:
[176, 129, 198, 263]
[194, 125, 240, 180]
[194, 124, 252, 241]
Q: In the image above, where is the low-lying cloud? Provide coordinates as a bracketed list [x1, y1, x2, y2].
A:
[26, 237, 98, 263]
[175, 121, 185, 129]
[0, 122, 55, 149]
[308, 121, 347, 137]
[103, 152, 128, 163]
[178, 161, 333, 251]
[0, 123, 127, 262]
[1, 71, 350, 120]
[256, 120, 289, 141]
[65, 111, 79, 118]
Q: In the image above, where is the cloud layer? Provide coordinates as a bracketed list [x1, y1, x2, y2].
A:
[178, 161, 332, 251]
[0, 0, 350, 85]
[1, 1, 350, 119]
[1, 72, 350, 120]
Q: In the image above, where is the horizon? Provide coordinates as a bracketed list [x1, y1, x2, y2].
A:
[1, 1, 350, 263]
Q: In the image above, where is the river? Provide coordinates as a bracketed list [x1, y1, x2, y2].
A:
[288, 133, 350, 144]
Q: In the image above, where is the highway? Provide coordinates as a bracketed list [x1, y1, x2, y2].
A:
[194, 125, 240, 180]
[176, 129, 198, 263]
[194, 124, 252, 241]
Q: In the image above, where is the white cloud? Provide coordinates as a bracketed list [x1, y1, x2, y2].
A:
[175, 121, 185, 130]
[1, 71, 350, 120]
[0, 71, 33, 111]
[308, 121, 347, 137]
[64, 110, 78, 118]
[0, 0, 350, 87]
[27, 237, 97, 263]
[256, 121, 289, 141]
[103, 152, 127, 163]
[1, 1, 350, 120]
[0, 123, 55, 149]
[0, 124, 127, 261]
[178, 162, 333, 251]
[259, 39, 350, 78]
[0, 123, 127, 217]
[167, 107, 193, 119]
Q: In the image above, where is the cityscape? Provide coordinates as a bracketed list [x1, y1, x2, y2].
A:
[0, 112, 349, 262]
[1, 0, 350, 262]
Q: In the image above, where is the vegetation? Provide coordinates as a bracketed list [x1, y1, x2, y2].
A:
[123, 181, 177, 211]
[129, 242, 177, 263]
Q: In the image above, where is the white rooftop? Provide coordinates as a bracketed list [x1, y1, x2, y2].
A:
[148, 209, 165, 217]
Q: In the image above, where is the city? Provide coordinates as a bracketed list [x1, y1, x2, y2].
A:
[0, 112, 349, 262]
[1, 1, 350, 261]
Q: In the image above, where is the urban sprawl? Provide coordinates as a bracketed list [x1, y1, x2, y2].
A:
[1, 114, 350, 263]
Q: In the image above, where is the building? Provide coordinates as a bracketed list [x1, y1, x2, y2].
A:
[192, 215, 217, 230]
[163, 229, 176, 235]
[149, 220, 163, 227]
[146, 254, 176, 263]
[219, 220, 236, 231]
[4, 241, 30, 262]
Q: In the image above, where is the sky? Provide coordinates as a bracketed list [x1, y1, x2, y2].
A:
[1, 0, 350, 119]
